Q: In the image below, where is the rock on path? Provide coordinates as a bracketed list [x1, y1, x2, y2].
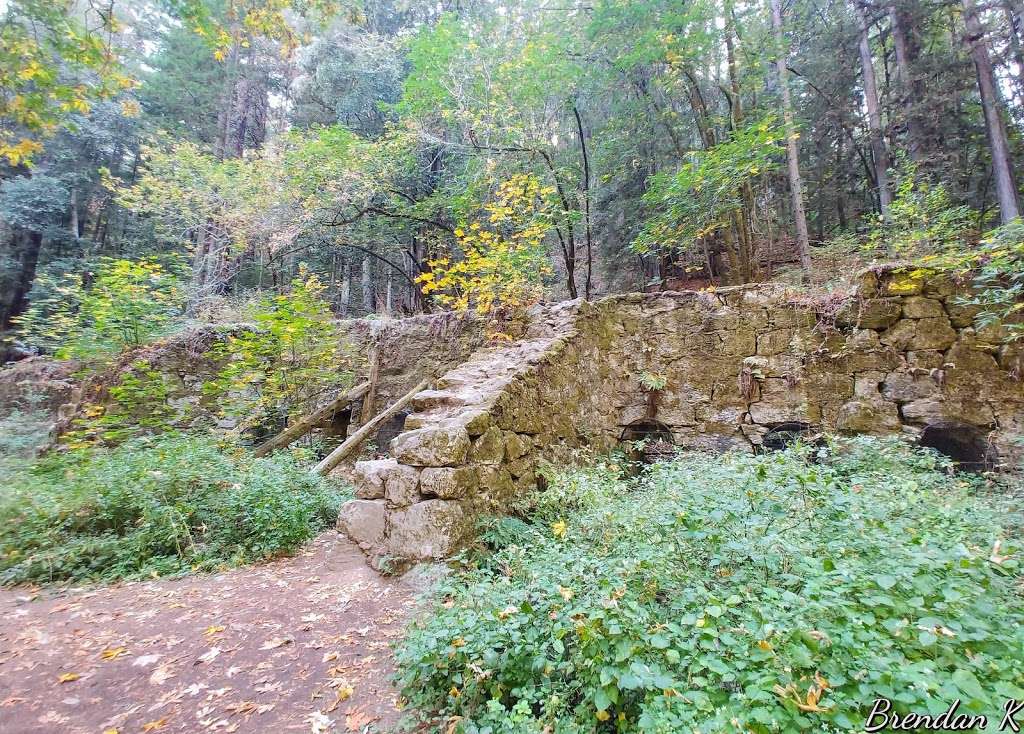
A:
[0, 533, 419, 734]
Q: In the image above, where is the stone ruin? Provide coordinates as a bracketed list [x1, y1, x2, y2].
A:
[339, 267, 1024, 567]
[3, 266, 1020, 569]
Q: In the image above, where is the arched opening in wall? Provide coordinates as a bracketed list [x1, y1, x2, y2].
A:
[375, 409, 412, 456]
[919, 421, 997, 472]
[323, 407, 351, 441]
[619, 420, 675, 464]
[761, 422, 822, 453]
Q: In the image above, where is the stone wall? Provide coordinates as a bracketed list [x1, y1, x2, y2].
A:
[340, 267, 1024, 565]
[3, 311, 485, 443]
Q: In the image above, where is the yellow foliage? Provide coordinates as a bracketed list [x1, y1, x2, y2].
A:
[416, 174, 553, 339]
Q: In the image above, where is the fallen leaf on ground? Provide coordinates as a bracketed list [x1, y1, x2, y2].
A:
[57, 673, 80, 683]
[325, 684, 354, 713]
[345, 707, 376, 731]
[307, 711, 333, 734]
[226, 700, 258, 716]
[101, 647, 128, 661]
[260, 637, 292, 650]
[149, 665, 175, 685]
[204, 625, 226, 637]
[142, 717, 170, 731]
[196, 646, 222, 664]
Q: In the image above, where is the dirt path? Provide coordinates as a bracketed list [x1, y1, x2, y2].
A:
[0, 533, 423, 734]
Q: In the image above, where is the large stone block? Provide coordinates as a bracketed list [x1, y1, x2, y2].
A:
[504, 432, 531, 461]
[477, 465, 515, 501]
[945, 300, 982, 328]
[462, 408, 493, 436]
[756, 329, 797, 356]
[770, 306, 817, 329]
[384, 463, 422, 507]
[880, 271, 925, 296]
[748, 379, 820, 424]
[802, 372, 854, 401]
[879, 317, 956, 351]
[386, 500, 471, 559]
[835, 399, 901, 434]
[900, 398, 994, 426]
[835, 299, 902, 330]
[470, 425, 506, 464]
[901, 296, 944, 319]
[880, 373, 939, 402]
[419, 466, 478, 500]
[853, 371, 885, 399]
[337, 499, 386, 552]
[391, 426, 471, 466]
[351, 458, 393, 499]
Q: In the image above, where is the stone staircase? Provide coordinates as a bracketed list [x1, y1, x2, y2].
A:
[339, 269, 1024, 568]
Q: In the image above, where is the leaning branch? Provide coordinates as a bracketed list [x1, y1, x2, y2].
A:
[252, 381, 370, 458]
[310, 378, 429, 476]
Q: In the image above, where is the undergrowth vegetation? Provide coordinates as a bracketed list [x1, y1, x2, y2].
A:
[0, 432, 346, 585]
[396, 438, 1024, 733]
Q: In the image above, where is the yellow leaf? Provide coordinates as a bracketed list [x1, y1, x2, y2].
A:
[101, 647, 127, 661]
[57, 672, 80, 683]
[596, 709, 610, 721]
[551, 520, 567, 539]
[204, 625, 225, 637]
[142, 718, 169, 732]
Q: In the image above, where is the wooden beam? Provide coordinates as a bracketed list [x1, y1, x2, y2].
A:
[253, 381, 369, 458]
[311, 378, 428, 477]
[359, 344, 381, 426]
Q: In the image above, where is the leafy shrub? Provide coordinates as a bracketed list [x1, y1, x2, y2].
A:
[418, 174, 555, 340]
[919, 219, 1024, 342]
[0, 399, 52, 464]
[17, 256, 186, 360]
[863, 161, 974, 259]
[634, 117, 782, 258]
[205, 272, 352, 425]
[396, 438, 1024, 732]
[0, 432, 347, 584]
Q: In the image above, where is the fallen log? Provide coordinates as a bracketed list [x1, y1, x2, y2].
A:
[252, 381, 370, 458]
[311, 378, 428, 477]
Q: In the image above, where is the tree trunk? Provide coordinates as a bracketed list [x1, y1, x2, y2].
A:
[572, 105, 594, 300]
[0, 228, 43, 330]
[340, 261, 351, 316]
[361, 256, 373, 314]
[963, 0, 1020, 224]
[888, 0, 928, 164]
[725, 16, 756, 282]
[770, 0, 814, 279]
[69, 187, 80, 239]
[854, 0, 893, 219]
